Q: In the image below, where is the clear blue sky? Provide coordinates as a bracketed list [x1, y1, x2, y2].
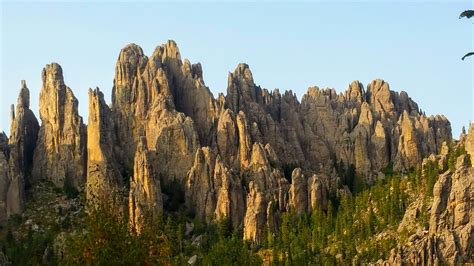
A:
[1, 1, 473, 137]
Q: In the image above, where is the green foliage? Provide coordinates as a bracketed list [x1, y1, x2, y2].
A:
[4, 155, 451, 264]
[65, 202, 173, 265]
[445, 144, 468, 172]
[268, 173, 408, 264]
[332, 158, 364, 194]
[61, 200, 260, 265]
[217, 217, 232, 238]
[203, 236, 261, 265]
[382, 162, 394, 176]
[0, 227, 57, 265]
[8, 214, 22, 226]
[423, 160, 439, 199]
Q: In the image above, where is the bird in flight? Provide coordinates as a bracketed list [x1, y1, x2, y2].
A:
[461, 52, 474, 61]
[460, 10, 473, 61]
[459, 10, 474, 19]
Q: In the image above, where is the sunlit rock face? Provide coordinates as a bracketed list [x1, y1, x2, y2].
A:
[111, 42, 200, 186]
[32, 63, 86, 189]
[86, 88, 122, 204]
[129, 137, 163, 233]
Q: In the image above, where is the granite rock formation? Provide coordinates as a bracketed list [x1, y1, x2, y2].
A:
[2, 40, 466, 264]
[129, 137, 163, 233]
[86, 88, 122, 203]
[465, 123, 474, 162]
[387, 153, 473, 265]
[0, 81, 39, 220]
[111, 43, 200, 187]
[32, 63, 86, 189]
[0, 133, 9, 221]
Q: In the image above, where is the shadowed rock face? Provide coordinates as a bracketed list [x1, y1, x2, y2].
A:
[0, 133, 9, 221]
[4, 40, 465, 263]
[1, 81, 39, 220]
[32, 63, 86, 189]
[10, 81, 39, 176]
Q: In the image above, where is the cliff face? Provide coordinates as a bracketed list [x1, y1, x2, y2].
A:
[106, 42, 451, 204]
[86, 88, 122, 203]
[129, 137, 163, 233]
[111, 42, 199, 187]
[2, 40, 468, 263]
[32, 63, 86, 189]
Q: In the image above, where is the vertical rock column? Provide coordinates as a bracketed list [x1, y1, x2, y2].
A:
[32, 63, 86, 189]
[129, 137, 163, 233]
[1, 81, 39, 220]
[86, 88, 121, 204]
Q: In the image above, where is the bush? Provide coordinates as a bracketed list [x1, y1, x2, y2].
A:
[203, 236, 261, 265]
[1, 228, 56, 265]
[64, 201, 173, 265]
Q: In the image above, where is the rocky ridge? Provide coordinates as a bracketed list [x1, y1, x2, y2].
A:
[1, 40, 470, 264]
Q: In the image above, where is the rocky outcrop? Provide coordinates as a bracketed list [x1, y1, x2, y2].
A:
[111, 44, 149, 171]
[466, 123, 474, 162]
[243, 143, 289, 243]
[148, 112, 199, 186]
[394, 111, 420, 170]
[227, 63, 258, 112]
[32, 63, 86, 189]
[185, 147, 245, 228]
[129, 137, 163, 233]
[308, 174, 327, 212]
[366, 79, 396, 117]
[111, 43, 200, 186]
[159, 41, 218, 145]
[225, 62, 451, 180]
[289, 168, 307, 214]
[388, 154, 473, 265]
[214, 156, 245, 229]
[427, 155, 473, 264]
[0, 133, 9, 220]
[185, 147, 216, 223]
[86, 88, 122, 203]
[9, 81, 39, 177]
[236, 111, 251, 170]
[216, 109, 238, 167]
[0, 82, 40, 221]
[243, 180, 266, 242]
